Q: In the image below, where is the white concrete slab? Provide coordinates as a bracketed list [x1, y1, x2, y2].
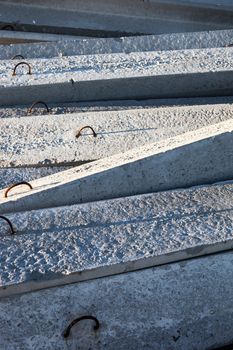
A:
[1, 29, 233, 60]
[0, 119, 232, 214]
[0, 180, 233, 298]
[1, 47, 233, 106]
[1, 0, 232, 38]
[0, 252, 233, 349]
[1, 104, 233, 168]
[0, 183, 233, 296]
[0, 180, 231, 236]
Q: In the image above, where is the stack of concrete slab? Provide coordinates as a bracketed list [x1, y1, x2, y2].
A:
[0, 2, 233, 349]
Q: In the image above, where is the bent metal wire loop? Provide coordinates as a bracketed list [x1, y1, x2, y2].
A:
[11, 54, 25, 60]
[1, 24, 14, 31]
[27, 101, 50, 114]
[4, 181, 33, 198]
[76, 126, 97, 138]
[0, 215, 14, 234]
[63, 315, 100, 339]
[12, 62, 32, 76]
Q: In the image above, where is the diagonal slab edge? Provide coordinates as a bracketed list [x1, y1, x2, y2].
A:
[0, 119, 233, 214]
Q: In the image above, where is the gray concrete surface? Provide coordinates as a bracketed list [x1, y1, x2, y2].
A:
[1, 47, 233, 106]
[0, 166, 73, 190]
[0, 180, 231, 235]
[0, 31, 85, 45]
[0, 119, 232, 214]
[1, 29, 233, 60]
[1, 0, 232, 38]
[2, 96, 233, 118]
[5, 0, 233, 12]
[0, 251, 233, 349]
[1, 104, 233, 168]
[0, 180, 233, 297]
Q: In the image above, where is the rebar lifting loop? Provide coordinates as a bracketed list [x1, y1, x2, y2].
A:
[76, 126, 97, 139]
[0, 215, 14, 235]
[27, 101, 50, 114]
[1, 24, 15, 31]
[12, 62, 32, 76]
[11, 54, 25, 60]
[63, 316, 100, 339]
[4, 181, 33, 198]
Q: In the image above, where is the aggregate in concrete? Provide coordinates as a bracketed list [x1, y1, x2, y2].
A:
[1, 29, 233, 60]
[1, 104, 233, 168]
[0, 119, 232, 214]
[1, 47, 233, 106]
[1, 0, 232, 38]
[0, 31, 85, 45]
[0, 180, 233, 297]
[0, 252, 233, 349]
[0, 166, 73, 190]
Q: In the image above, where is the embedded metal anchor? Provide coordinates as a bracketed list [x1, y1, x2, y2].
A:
[63, 315, 100, 338]
[11, 55, 25, 60]
[4, 181, 33, 198]
[12, 62, 32, 76]
[0, 215, 14, 234]
[27, 101, 50, 114]
[76, 126, 97, 138]
[1, 24, 15, 31]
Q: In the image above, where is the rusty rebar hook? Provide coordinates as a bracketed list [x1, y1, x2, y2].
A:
[1, 24, 14, 31]
[4, 181, 33, 198]
[0, 215, 14, 234]
[11, 54, 25, 60]
[12, 62, 32, 76]
[63, 316, 100, 338]
[76, 126, 97, 138]
[27, 101, 50, 114]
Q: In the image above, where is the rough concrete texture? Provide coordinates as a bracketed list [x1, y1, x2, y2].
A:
[1, 104, 233, 167]
[1, 0, 232, 38]
[0, 166, 73, 190]
[0, 252, 233, 350]
[0, 119, 233, 214]
[2, 96, 233, 118]
[1, 47, 233, 106]
[1, 29, 233, 60]
[0, 31, 84, 45]
[0, 180, 231, 235]
[0, 179, 233, 297]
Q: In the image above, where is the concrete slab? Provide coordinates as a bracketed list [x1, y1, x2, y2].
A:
[0, 180, 231, 235]
[1, 104, 233, 167]
[1, 47, 233, 106]
[0, 180, 233, 297]
[0, 119, 232, 214]
[1, 0, 233, 38]
[0, 31, 86, 45]
[0, 252, 233, 349]
[1, 29, 233, 60]
[2, 96, 233, 118]
[0, 166, 72, 190]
